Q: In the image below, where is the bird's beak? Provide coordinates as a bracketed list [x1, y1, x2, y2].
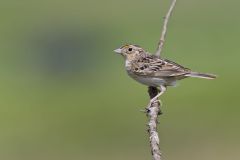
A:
[114, 48, 122, 54]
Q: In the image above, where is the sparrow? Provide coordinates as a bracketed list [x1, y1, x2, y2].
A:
[114, 44, 216, 107]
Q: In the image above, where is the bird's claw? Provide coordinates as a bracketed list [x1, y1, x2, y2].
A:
[140, 108, 150, 113]
[140, 99, 162, 114]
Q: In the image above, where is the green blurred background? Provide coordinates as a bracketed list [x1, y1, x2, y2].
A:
[0, 0, 239, 160]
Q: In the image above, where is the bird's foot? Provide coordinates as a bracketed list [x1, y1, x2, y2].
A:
[140, 99, 162, 114]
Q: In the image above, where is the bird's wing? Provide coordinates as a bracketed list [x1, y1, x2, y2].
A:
[131, 55, 191, 77]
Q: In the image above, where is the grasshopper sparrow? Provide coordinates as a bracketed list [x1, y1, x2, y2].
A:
[114, 44, 216, 107]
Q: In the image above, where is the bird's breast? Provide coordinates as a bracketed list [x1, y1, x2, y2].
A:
[126, 70, 168, 87]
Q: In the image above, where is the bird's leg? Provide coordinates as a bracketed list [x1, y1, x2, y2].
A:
[147, 85, 166, 109]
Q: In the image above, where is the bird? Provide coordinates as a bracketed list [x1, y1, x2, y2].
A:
[114, 44, 216, 107]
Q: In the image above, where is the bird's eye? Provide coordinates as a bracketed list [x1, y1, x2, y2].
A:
[128, 48, 133, 51]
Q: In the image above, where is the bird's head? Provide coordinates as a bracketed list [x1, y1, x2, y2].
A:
[114, 44, 145, 61]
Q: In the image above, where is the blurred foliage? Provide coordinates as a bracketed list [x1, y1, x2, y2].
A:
[0, 0, 239, 160]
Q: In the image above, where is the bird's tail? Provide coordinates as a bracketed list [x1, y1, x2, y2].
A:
[186, 72, 217, 80]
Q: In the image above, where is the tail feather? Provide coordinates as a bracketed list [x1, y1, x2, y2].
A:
[186, 72, 217, 80]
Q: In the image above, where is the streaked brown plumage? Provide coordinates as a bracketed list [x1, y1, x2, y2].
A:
[114, 44, 216, 106]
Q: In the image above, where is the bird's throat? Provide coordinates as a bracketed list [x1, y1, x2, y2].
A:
[125, 60, 132, 70]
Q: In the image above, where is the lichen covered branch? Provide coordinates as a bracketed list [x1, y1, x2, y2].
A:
[146, 86, 162, 160]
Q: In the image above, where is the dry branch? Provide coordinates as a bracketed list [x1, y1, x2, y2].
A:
[155, 0, 177, 57]
[146, 87, 162, 160]
[146, 1, 177, 160]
